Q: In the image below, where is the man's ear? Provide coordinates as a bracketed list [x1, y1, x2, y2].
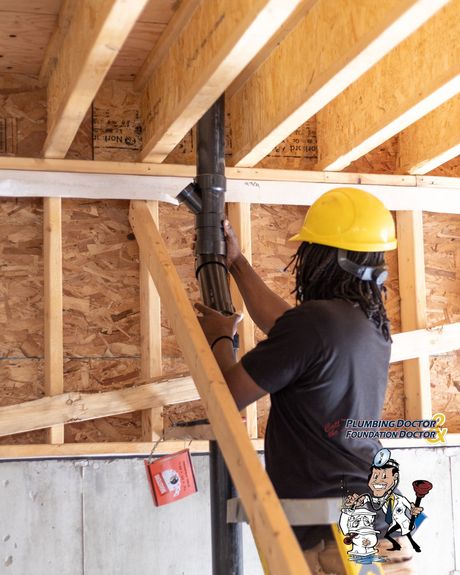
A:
[393, 471, 399, 481]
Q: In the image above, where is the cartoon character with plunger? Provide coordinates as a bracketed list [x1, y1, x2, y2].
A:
[344, 448, 433, 553]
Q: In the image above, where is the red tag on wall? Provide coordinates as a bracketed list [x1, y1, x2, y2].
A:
[144, 449, 198, 506]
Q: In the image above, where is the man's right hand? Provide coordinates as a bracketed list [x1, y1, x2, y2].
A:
[344, 493, 366, 508]
[224, 220, 242, 270]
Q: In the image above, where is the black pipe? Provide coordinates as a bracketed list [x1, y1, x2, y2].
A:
[195, 95, 243, 575]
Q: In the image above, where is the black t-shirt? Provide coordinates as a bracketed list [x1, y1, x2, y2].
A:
[241, 299, 391, 549]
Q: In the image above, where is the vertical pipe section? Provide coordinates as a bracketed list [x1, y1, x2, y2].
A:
[196, 95, 243, 575]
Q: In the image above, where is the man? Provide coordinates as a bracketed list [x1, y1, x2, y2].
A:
[196, 188, 414, 574]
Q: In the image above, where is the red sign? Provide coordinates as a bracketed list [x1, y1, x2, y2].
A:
[145, 449, 198, 506]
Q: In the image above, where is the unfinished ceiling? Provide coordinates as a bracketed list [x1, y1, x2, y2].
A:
[0, 0, 458, 172]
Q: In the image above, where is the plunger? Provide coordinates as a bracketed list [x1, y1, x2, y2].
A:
[409, 480, 433, 530]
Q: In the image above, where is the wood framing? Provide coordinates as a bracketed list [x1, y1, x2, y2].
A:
[390, 323, 460, 363]
[316, 0, 460, 171]
[139, 0, 304, 163]
[0, 375, 198, 438]
[229, 0, 448, 167]
[43, 197, 64, 444]
[129, 200, 310, 574]
[396, 211, 431, 418]
[397, 95, 460, 174]
[139, 201, 164, 441]
[1, 158, 460, 213]
[227, 202, 258, 439]
[1, 434, 459, 460]
[134, 0, 201, 92]
[43, 0, 149, 157]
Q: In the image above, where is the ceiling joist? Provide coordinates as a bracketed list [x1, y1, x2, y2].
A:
[139, 0, 304, 163]
[228, 0, 449, 168]
[43, 0, 150, 158]
[316, 0, 460, 171]
[397, 94, 460, 174]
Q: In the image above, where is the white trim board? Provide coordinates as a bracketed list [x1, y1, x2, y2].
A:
[1, 166, 460, 213]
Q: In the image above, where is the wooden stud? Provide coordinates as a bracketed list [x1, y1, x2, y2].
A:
[129, 200, 311, 575]
[397, 95, 460, 174]
[396, 211, 431, 419]
[43, 197, 64, 444]
[316, 0, 460, 171]
[43, 0, 150, 158]
[227, 203, 258, 439]
[0, 375, 198, 438]
[139, 201, 164, 441]
[229, 0, 448, 167]
[140, 0, 304, 163]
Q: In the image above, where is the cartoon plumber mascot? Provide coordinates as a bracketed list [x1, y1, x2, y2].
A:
[346, 448, 425, 553]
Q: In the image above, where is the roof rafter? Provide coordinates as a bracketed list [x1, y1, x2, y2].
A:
[139, 0, 305, 163]
[397, 95, 460, 174]
[43, 0, 150, 158]
[228, 0, 448, 167]
[316, 0, 460, 171]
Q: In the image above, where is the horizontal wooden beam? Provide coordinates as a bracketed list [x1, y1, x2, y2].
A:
[390, 322, 460, 363]
[1, 435, 458, 460]
[140, 0, 304, 162]
[316, 0, 460, 171]
[230, 0, 448, 167]
[0, 375, 198, 438]
[129, 200, 309, 574]
[398, 95, 460, 174]
[43, 0, 149, 157]
[2, 164, 460, 213]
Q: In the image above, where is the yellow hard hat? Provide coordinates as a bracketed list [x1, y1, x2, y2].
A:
[289, 187, 397, 252]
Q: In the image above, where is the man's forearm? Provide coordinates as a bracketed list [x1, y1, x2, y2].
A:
[230, 254, 290, 334]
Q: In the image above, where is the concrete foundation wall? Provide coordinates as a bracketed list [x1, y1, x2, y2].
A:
[0, 448, 459, 575]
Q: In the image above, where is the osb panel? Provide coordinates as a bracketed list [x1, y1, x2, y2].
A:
[346, 135, 399, 174]
[0, 89, 46, 156]
[93, 81, 143, 161]
[0, 359, 45, 445]
[430, 353, 460, 432]
[61, 199, 140, 358]
[0, 198, 43, 358]
[65, 413, 142, 443]
[424, 211, 460, 432]
[424, 212, 460, 326]
[255, 119, 318, 170]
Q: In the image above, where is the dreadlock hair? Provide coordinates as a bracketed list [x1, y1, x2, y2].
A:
[286, 242, 391, 341]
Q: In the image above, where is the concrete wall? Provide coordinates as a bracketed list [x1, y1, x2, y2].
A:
[0, 448, 459, 575]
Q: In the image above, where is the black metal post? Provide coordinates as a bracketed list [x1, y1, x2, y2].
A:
[195, 95, 243, 575]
